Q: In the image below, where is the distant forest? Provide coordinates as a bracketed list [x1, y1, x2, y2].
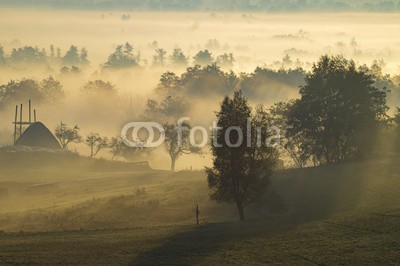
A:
[1, 0, 400, 12]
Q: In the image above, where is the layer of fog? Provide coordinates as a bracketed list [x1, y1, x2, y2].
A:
[1, 10, 400, 72]
[1, 9, 400, 170]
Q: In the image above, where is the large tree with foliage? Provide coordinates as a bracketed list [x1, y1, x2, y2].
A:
[206, 91, 277, 221]
[270, 100, 310, 168]
[287, 55, 388, 165]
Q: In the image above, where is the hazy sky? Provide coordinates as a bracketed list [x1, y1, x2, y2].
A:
[0, 0, 399, 12]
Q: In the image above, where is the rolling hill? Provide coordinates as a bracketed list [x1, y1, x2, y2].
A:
[0, 155, 399, 263]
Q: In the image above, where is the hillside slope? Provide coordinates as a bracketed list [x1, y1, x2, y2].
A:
[1, 156, 400, 232]
[1, 157, 400, 263]
[273, 157, 400, 222]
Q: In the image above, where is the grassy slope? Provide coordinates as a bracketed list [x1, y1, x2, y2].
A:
[1, 156, 400, 263]
[0, 208, 399, 264]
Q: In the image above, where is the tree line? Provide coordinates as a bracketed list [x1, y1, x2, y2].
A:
[3, 55, 400, 172]
[0, 42, 236, 71]
[2, 0, 400, 12]
[0, 78, 117, 109]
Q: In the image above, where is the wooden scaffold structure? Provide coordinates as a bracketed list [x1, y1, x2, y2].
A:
[13, 99, 38, 144]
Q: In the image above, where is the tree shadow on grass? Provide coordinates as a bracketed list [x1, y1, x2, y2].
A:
[129, 218, 292, 265]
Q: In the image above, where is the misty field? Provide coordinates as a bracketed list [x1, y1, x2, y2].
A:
[1, 156, 400, 264]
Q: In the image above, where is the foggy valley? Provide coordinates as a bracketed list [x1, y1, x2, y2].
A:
[0, 4, 400, 265]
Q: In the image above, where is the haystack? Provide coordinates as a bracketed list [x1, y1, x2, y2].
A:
[14, 122, 61, 149]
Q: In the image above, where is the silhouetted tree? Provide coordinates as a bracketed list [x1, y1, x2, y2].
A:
[40, 76, 65, 103]
[155, 72, 180, 96]
[63, 45, 80, 65]
[0, 79, 43, 109]
[55, 122, 82, 149]
[104, 42, 140, 68]
[85, 133, 108, 158]
[81, 80, 117, 97]
[144, 95, 188, 122]
[152, 48, 167, 67]
[163, 122, 200, 171]
[206, 91, 277, 221]
[193, 50, 213, 66]
[170, 48, 188, 67]
[180, 64, 237, 96]
[10, 46, 46, 65]
[108, 136, 125, 159]
[287, 55, 388, 165]
[216, 53, 235, 69]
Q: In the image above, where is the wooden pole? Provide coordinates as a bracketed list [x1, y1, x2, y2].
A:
[29, 99, 31, 123]
[14, 105, 18, 144]
[19, 104, 22, 136]
[34, 110, 37, 122]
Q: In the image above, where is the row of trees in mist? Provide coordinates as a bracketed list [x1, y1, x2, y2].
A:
[0, 77, 119, 109]
[0, 63, 306, 115]
[0, 42, 235, 71]
[0, 45, 88, 68]
[54, 121, 193, 169]
[55, 122, 143, 160]
[143, 64, 305, 123]
[3, 0, 400, 12]
[0, 77, 65, 109]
